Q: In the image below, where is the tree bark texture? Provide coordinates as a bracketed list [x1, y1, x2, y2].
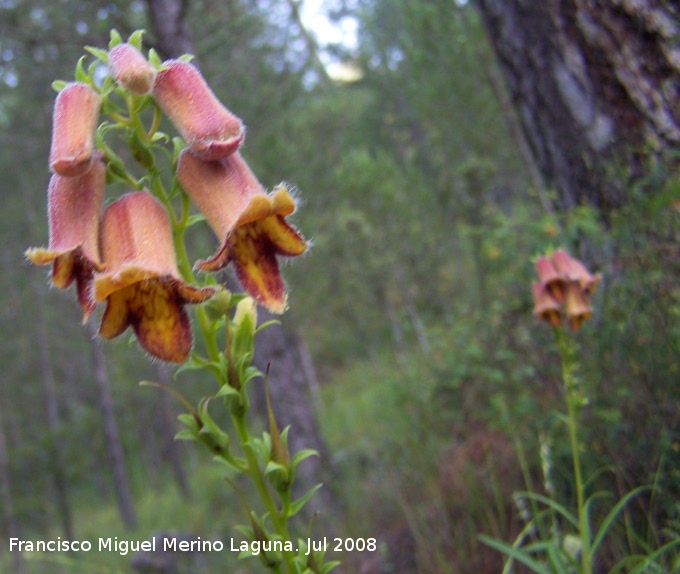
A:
[474, 0, 680, 214]
[253, 315, 338, 525]
[156, 363, 192, 499]
[146, 0, 193, 59]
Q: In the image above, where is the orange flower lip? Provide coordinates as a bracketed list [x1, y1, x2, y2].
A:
[94, 191, 214, 362]
[26, 157, 106, 319]
[153, 60, 245, 160]
[49, 82, 101, 177]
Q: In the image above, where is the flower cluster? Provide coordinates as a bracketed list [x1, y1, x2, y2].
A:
[532, 249, 601, 332]
[27, 37, 307, 362]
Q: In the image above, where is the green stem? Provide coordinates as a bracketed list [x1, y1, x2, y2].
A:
[232, 414, 292, 538]
[172, 216, 296, 572]
[171, 218, 221, 363]
[555, 327, 592, 574]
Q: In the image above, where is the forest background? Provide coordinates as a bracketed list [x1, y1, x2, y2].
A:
[0, 0, 679, 573]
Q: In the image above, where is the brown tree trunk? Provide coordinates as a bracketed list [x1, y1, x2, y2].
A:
[474, 0, 680, 214]
[88, 320, 138, 529]
[155, 363, 192, 499]
[145, 0, 193, 59]
[253, 314, 338, 525]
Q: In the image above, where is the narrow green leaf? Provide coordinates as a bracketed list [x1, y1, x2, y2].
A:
[321, 561, 342, 574]
[264, 460, 288, 477]
[215, 382, 241, 399]
[255, 320, 281, 334]
[591, 485, 650, 555]
[234, 525, 253, 539]
[74, 56, 89, 83]
[185, 214, 206, 227]
[516, 492, 579, 529]
[177, 413, 198, 429]
[289, 484, 323, 517]
[292, 449, 319, 469]
[628, 539, 680, 574]
[174, 430, 197, 441]
[127, 29, 146, 50]
[109, 29, 123, 49]
[148, 48, 162, 68]
[84, 46, 109, 63]
[478, 535, 552, 574]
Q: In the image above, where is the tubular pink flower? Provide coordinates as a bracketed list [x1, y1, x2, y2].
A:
[26, 157, 106, 320]
[177, 149, 307, 313]
[153, 60, 244, 160]
[49, 82, 101, 177]
[535, 256, 566, 302]
[551, 249, 601, 293]
[108, 43, 156, 95]
[564, 281, 593, 332]
[532, 282, 562, 327]
[94, 191, 215, 362]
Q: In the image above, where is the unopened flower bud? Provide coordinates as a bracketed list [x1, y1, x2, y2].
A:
[233, 296, 258, 330]
[49, 82, 101, 176]
[153, 60, 244, 159]
[108, 42, 156, 95]
[204, 287, 232, 320]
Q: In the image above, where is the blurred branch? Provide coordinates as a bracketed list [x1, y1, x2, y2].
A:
[285, 0, 332, 83]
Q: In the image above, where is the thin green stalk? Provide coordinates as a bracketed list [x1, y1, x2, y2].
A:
[171, 220, 221, 363]
[172, 216, 297, 572]
[555, 327, 592, 574]
[231, 413, 297, 572]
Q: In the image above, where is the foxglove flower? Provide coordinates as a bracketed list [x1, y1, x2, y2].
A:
[49, 82, 101, 177]
[532, 282, 562, 327]
[177, 150, 307, 313]
[108, 43, 156, 95]
[532, 249, 600, 332]
[26, 157, 106, 319]
[551, 249, 601, 293]
[153, 60, 244, 160]
[535, 255, 566, 302]
[564, 282, 593, 332]
[94, 191, 215, 362]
